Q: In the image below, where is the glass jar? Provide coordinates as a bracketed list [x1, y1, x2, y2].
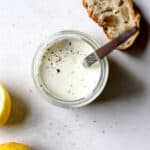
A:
[32, 30, 109, 108]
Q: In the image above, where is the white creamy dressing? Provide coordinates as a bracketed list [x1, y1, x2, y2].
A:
[39, 38, 101, 100]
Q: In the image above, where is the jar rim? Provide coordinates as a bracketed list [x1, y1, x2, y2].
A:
[32, 30, 109, 108]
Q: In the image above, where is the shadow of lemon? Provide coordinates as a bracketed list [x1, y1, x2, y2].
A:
[6, 94, 29, 125]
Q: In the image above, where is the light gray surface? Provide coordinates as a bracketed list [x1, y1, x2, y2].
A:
[0, 0, 150, 149]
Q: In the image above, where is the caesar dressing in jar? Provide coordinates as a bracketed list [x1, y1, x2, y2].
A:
[32, 31, 109, 108]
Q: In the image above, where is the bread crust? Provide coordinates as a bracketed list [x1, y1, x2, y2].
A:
[83, 0, 141, 50]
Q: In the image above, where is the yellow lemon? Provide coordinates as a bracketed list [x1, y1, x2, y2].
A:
[0, 83, 11, 125]
[0, 142, 30, 150]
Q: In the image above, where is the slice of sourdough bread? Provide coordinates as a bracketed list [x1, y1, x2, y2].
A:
[83, 0, 141, 50]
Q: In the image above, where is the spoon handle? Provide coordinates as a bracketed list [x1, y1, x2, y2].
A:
[84, 27, 138, 67]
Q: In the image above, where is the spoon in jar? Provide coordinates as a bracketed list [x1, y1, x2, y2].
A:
[83, 26, 138, 67]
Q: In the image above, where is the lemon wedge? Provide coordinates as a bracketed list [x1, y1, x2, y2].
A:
[0, 83, 11, 125]
[0, 142, 30, 150]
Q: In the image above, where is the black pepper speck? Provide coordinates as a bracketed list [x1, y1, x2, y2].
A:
[56, 68, 61, 73]
[46, 66, 49, 69]
[69, 42, 72, 46]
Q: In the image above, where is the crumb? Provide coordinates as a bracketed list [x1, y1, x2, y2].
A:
[102, 130, 105, 134]
[93, 120, 96, 123]
[75, 114, 79, 122]
[12, 24, 15, 27]
[72, 142, 76, 146]
[76, 114, 79, 118]
[49, 122, 53, 126]
[78, 123, 81, 127]
[57, 132, 60, 136]
[64, 125, 67, 128]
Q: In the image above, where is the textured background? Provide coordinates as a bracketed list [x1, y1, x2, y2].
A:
[0, 0, 150, 149]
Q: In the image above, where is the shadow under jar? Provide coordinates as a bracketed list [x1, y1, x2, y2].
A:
[32, 30, 109, 108]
